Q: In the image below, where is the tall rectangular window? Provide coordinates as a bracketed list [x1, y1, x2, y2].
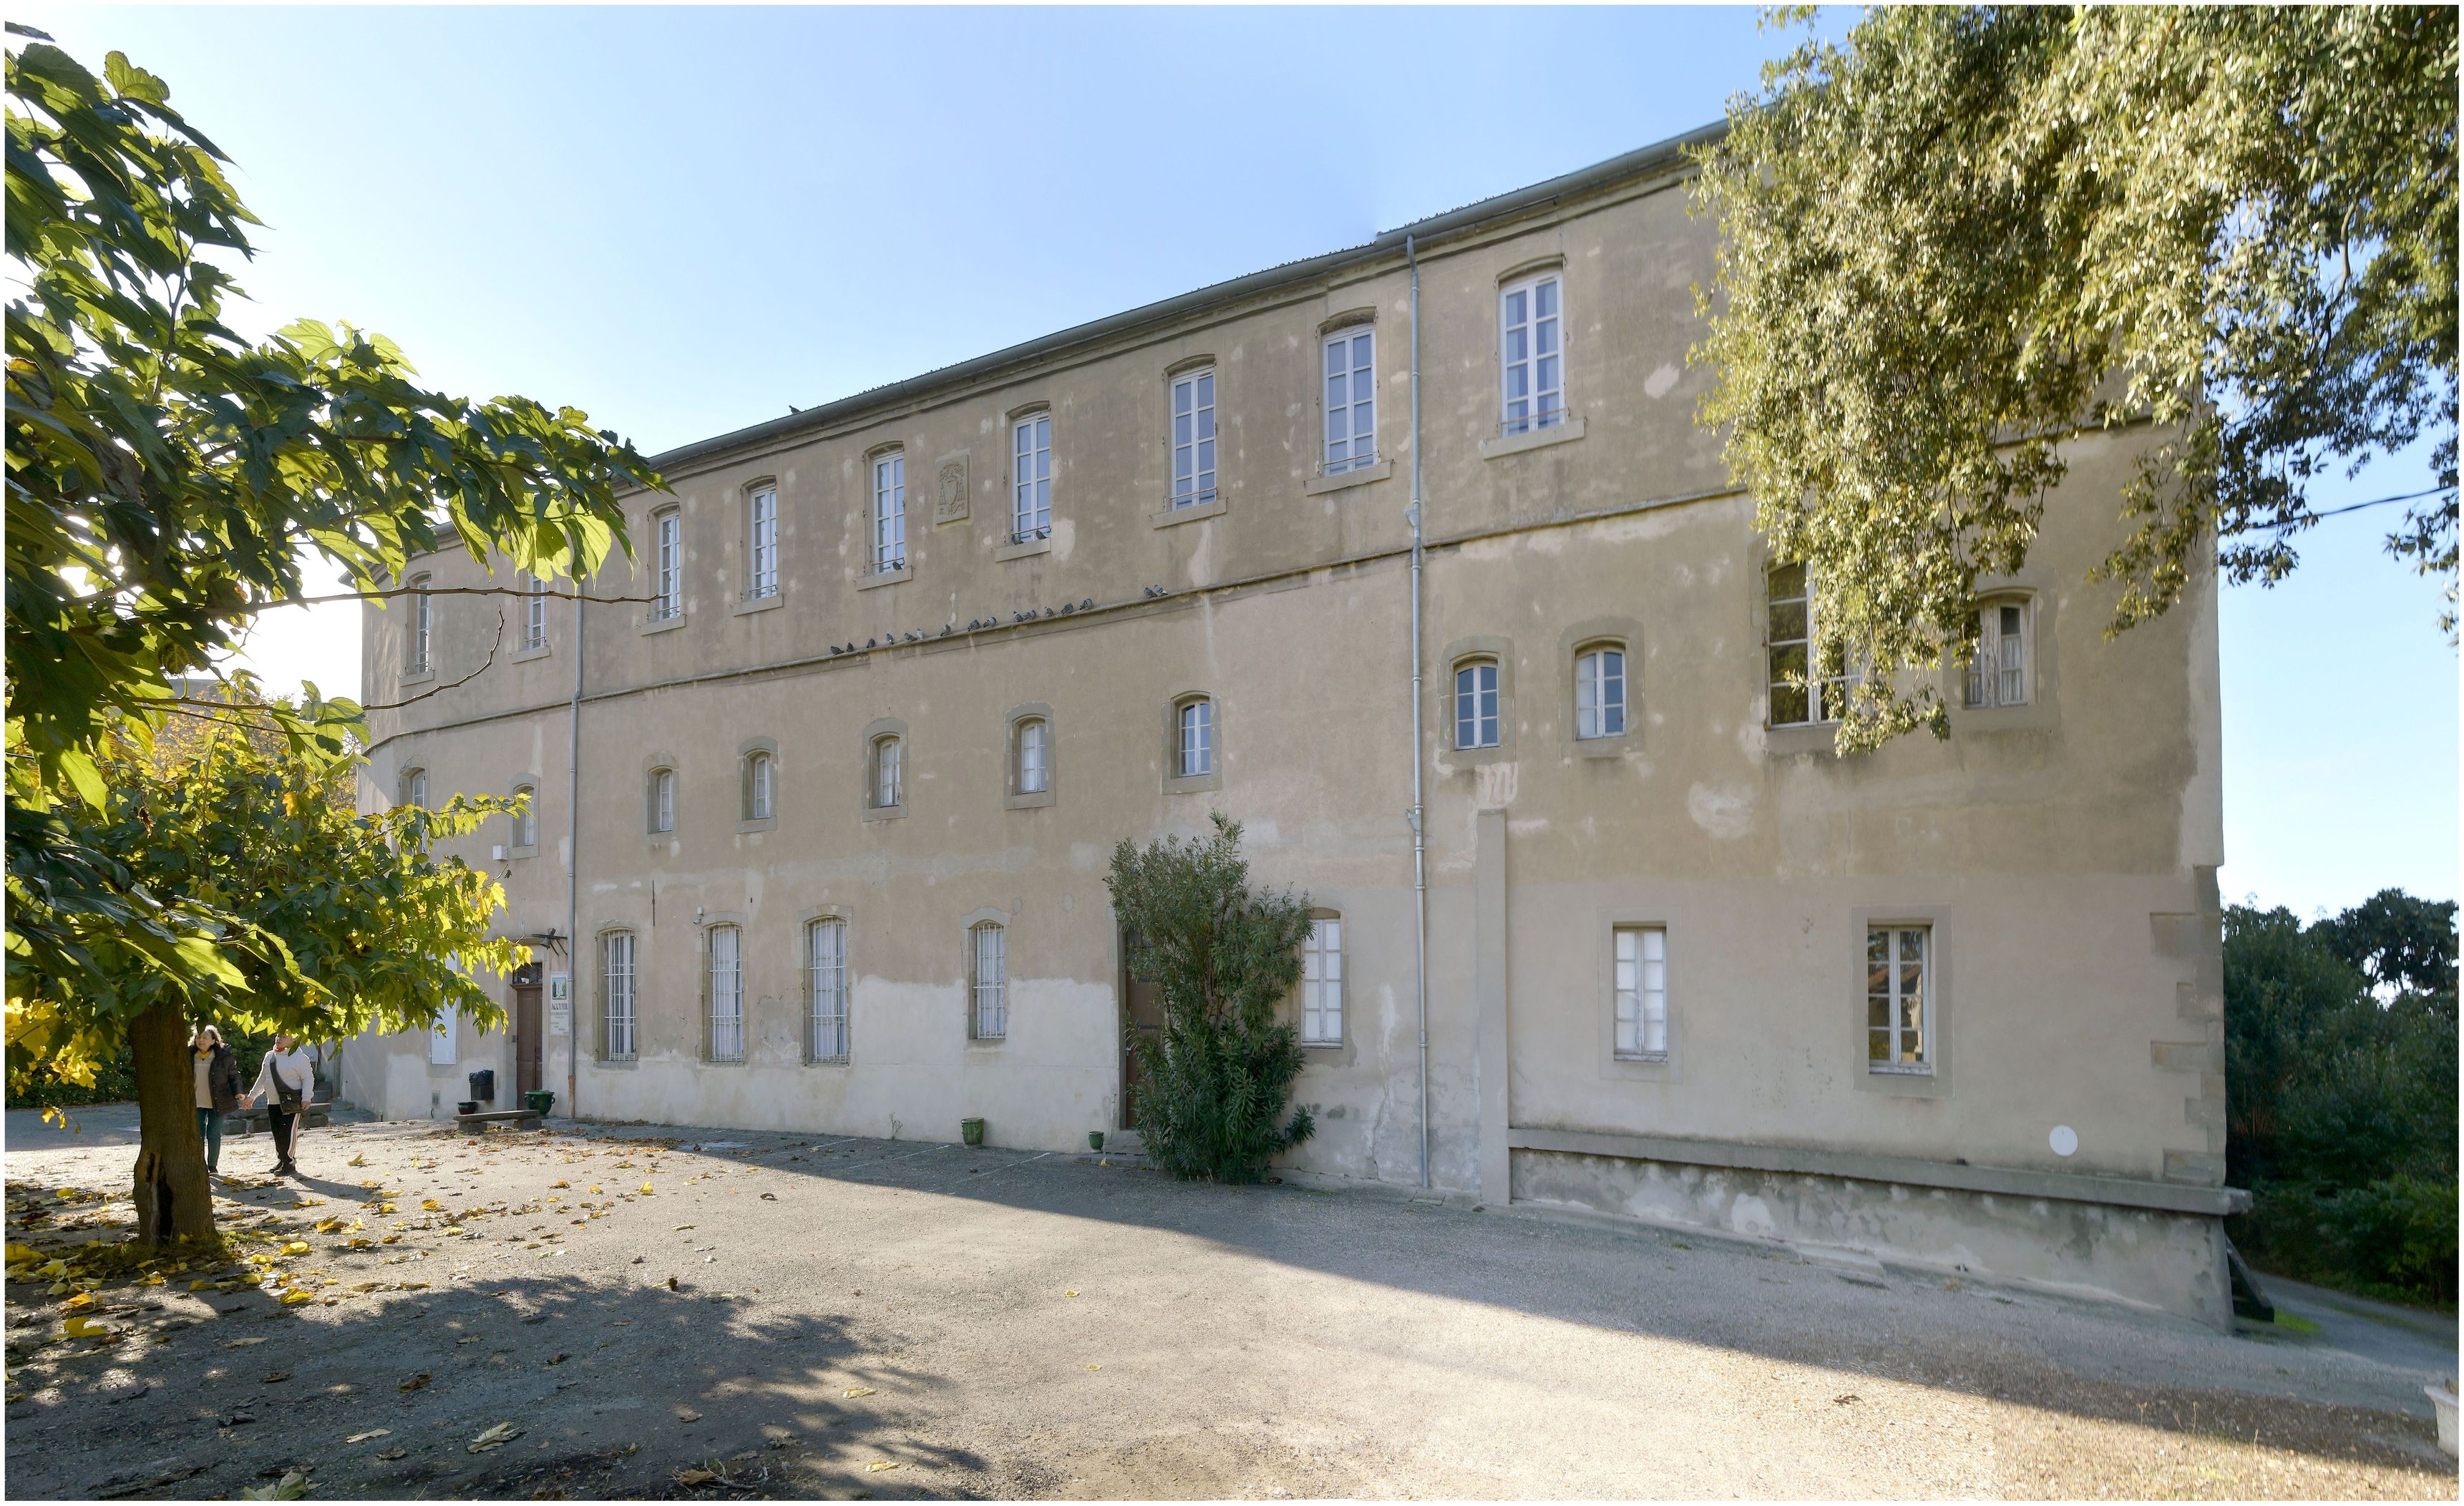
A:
[1177, 699, 1213, 777]
[872, 454, 905, 570]
[1576, 647, 1625, 740]
[1017, 718, 1050, 795]
[602, 932, 637, 1061]
[511, 785, 537, 850]
[429, 1009, 457, 1066]
[1964, 602, 2029, 708]
[522, 572, 547, 650]
[708, 924, 744, 1062]
[653, 510, 683, 620]
[744, 752, 773, 821]
[1867, 925, 1930, 1072]
[1454, 662, 1499, 750]
[649, 768, 676, 834]
[1767, 564, 1851, 726]
[1170, 369, 1216, 508]
[407, 575, 433, 673]
[972, 923, 1007, 1040]
[1300, 917, 1343, 1046]
[748, 486, 779, 599]
[873, 735, 902, 809]
[807, 919, 849, 1064]
[1012, 414, 1051, 540]
[1323, 328, 1375, 473]
[1614, 925, 1667, 1060]
[1500, 272, 1564, 435]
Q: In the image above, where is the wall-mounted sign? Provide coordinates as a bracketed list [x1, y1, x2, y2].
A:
[548, 972, 572, 1037]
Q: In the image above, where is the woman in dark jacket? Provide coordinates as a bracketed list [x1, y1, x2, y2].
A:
[190, 1025, 243, 1177]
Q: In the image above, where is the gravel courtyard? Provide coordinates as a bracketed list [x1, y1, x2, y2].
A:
[5, 1109, 2453, 1500]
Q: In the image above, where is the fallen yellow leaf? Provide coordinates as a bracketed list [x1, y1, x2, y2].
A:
[640, 1182, 654, 1195]
[844, 1387, 874, 1397]
[865, 1461, 899, 1472]
[282, 1241, 311, 1255]
[551, 1180, 568, 1188]
[346, 1427, 390, 1444]
[280, 1290, 315, 1306]
[346, 1153, 366, 1167]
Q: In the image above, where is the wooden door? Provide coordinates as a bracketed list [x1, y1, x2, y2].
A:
[1119, 930, 1164, 1128]
[515, 984, 543, 1097]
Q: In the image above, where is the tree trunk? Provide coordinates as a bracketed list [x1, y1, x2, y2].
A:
[130, 1004, 215, 1243]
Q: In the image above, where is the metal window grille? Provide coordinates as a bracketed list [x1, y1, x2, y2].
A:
[872, 454, 906, 570]
[748, 487, 778, 598]
[408, 579, 433, 673]
[601, 932, 636, 1062]
[1177, 700, 1212, 777]
[1500, 273, 1564, 435]
[807, 919, 849, 1063]
[1965, 603, 2028, 708]
[1866, 925, 1930, 1072]
[1613, 925, 1667, 1060]
[746, 753, 772, 821]
[1018, 719, 1049, 794]
[1576, 648, 1626, 739]
[650, 768, 676, 833]
[653, 512, 683, 619]
[1301, 917, 1343, 1045]
[972, 923, 1007, 1040]
[875, 737, 901, 808]
[522, 573, 548, 649]
[708, 924, 744, 1062]
[1323, 329, 1375, 472]
[1013, 415, 1051, 539]
[1170, 370, 1217, 507]
[1453, 662, 1499, 749]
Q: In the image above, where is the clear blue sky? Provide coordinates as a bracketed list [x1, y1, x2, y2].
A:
[21, 6, 2456, 919]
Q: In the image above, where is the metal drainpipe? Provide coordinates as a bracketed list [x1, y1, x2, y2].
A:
[1407, 233, 1431, 1191]
[564, 560, 583, 1123]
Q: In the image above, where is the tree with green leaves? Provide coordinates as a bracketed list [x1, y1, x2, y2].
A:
[4, 29, 658, 1241]
[1106, 815, 1315, 1183]
[1692, 6, 2458, 752]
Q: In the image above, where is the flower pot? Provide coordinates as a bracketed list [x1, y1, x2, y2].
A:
[455, 1100, 479, 1117]
[960, 1117, 985, 1148]
[1088, 1131, 1105, 1152]
[524, 1089, 556, 1115]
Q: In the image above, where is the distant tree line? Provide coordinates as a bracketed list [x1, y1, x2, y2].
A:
[2225, 889, 2458, 1307]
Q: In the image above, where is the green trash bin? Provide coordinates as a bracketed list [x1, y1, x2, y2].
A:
[525, 1089, 556, 1116]
[960, 1117, 985, 1148]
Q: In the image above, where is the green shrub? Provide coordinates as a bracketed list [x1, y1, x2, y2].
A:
[1106, 814, 1314, 1183]
[2225, 891, 2457, 1309]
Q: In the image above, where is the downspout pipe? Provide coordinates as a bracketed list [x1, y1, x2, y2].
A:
[564, 556, 583, 1124]
[1407, 234, 1431, 1191]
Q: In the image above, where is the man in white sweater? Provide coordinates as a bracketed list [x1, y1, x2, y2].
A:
[243, 1035, 316, 1178]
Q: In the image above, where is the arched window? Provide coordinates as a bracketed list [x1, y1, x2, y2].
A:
[1574, 645, 1626, 740]
[646, 767, 676, 834]
[706, 924, 744, 1062]
[1176, 698, 1214, 778]
[970, 921, 1007, 1040]
[1016, 717, 1050, 796]
[1453, 660, 1500, 749]
[743, 750, 774, 821]
[406, 574, 433, 674]
[807, 917, 849, 1064]
[1300, 914, 1343, 1047]
[872, 735, 902, 810]
[511, 784, 537, 850]
[401, 767, 429, 810]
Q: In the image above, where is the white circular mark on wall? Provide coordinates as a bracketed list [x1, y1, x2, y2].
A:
[2049, 1125, 2080, 1158]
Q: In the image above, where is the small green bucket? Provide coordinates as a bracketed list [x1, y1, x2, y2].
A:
[960, 1117, 985, 1148]
[525, 1089, 556, 1116]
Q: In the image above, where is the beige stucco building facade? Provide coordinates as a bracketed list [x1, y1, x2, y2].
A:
[344, 128, 2247, 1327]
